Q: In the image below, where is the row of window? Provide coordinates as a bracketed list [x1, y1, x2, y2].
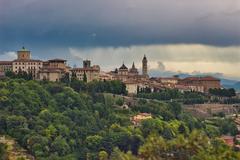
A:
[14, 62, 42, 65]
[15, 66, 41, 70]
[77, 73, 98, 77]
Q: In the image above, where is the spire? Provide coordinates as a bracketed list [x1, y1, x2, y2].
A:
[132, 62, 135, 69]
[143, 54, 147, 61]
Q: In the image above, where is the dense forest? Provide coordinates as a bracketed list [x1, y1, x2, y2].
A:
[0, 77, 239, 159]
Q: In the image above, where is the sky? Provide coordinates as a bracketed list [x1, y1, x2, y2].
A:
[0, 0, 240, 80]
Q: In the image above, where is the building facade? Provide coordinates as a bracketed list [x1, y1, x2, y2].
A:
[70, 60, 100, 82]
[39, 59, 69, 81]
[179, 76, 221, 93]
[0, 61, 12, 72]
[109, 55, 148, 82]
[12, 47, 43, 79]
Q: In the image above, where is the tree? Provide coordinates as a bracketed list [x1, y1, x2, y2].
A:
[86, 135, 103, 152]
[98, 151, 108, 160]
[0, 143, 7, 160]
[51, 136, 70, 156]
[83, 72, 87, 83]
[60, 73, 70, 85]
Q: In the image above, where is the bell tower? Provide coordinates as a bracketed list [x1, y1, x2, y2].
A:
[17, 46, 31, 60]
[142, 55, 148, 76]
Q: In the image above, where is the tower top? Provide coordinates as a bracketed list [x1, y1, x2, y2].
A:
[132, 62, 136, 69]
[20, 46, 28, 51]
[143, 54, 147, 61]
[17, 46, 31, 60]
[119, 63, 128, 70]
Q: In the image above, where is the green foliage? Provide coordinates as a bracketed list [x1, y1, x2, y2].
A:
[83, 72, 87, 82]
[209, 88, 236, 97]
[0, 78, 239, 160]
[5, 71, 33, 80]
[0, 143, 7, 160]
[137, 89, 206, 104]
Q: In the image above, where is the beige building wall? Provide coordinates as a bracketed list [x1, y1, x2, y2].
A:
[0, 62, 12, 72]
[73, 69, 100, 82]
[39, 72, 63, 81]
[12, 61, 43, 79]
[125, 83, 139, 94]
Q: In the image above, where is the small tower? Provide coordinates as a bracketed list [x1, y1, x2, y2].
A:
[83, 60, 91, 68]
[142, 55, 148, 76]
[17, 46, 31, 60]
[129, 62, 138, 75]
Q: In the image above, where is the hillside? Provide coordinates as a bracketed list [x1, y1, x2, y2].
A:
[0, 78, 239, 159]
[0, 135, 34, 160]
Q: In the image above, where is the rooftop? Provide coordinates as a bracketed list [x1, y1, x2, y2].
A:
[13, 59, 42, 62]
[119, 63, 128, 70]
[0, 61, 12, 65]
[48, 58, 67, 62]
[183, 76, 220, 81]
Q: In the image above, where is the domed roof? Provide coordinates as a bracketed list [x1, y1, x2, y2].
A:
[119, 63, 128, 70]
[20, 46, 28, 51]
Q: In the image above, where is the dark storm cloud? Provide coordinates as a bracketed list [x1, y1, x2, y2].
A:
[0, 0, 240, 51]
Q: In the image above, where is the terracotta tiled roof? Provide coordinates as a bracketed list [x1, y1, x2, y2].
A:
[48, 59, 66, 62]
[13, 59, 42, 62]
[159, 77, 179, 80]
[71, 67, 99, 72]
[183, 76, 220, 81]
[39, 68, 65, 73]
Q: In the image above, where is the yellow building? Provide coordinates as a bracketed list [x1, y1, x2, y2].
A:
[70, 60, 100, 82]
[12, 47, 43, 79]
[0, 61, 12, 72]
[39, 59, 69, 81]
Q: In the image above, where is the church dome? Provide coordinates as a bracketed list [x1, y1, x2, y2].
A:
[119, 63, 128, 70]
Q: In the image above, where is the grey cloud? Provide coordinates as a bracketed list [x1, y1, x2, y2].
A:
[0, 0, 240, 50]
[69, 44, 240, 65]
[0, 51, 17, 60]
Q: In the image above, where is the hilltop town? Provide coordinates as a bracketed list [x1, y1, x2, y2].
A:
[0, 47, 221, 95]
[1, 47, 240, 159]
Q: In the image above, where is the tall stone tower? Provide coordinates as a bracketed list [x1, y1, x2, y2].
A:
[83, 60, 91, 68]
[142, 55, 148, 76]
[17, 46, 31, 60]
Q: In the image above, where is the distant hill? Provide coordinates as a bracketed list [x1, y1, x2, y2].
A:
[220, 78, 240, 91]
[220, 78, 238, 86]
[224, 82, 240, 91]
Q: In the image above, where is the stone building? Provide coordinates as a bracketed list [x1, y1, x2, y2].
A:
[39, 59, 69, 81]
[179, 76, 221, 93]
[128, 62, 139, 76]
[70, 60, 100, 82]
[12, 47, 43, 79]
[109, 55, 148, 82]
[0, 61, 12, 72]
